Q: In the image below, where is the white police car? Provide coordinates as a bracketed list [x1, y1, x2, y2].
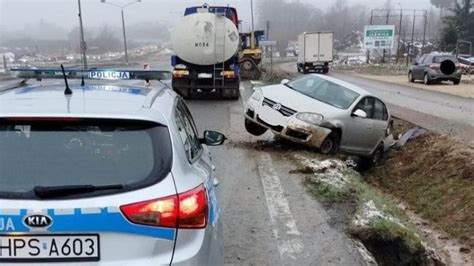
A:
[0, 68, 224, 265]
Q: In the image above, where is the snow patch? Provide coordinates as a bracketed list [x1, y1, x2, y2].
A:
[295, 155, 350, 189]
[353, 200, 406, 229]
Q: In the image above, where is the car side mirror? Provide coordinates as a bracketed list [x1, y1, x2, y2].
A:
[352, 109, 368, 118]
[200, 130, 226, 146]
[413, 62, 418, 66]
[280, 79, 289, 85]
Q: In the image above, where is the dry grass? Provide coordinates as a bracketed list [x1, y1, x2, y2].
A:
[367, 126, 474, 248]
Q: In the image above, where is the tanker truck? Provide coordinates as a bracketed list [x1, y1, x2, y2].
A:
[171, 4, 241, 99]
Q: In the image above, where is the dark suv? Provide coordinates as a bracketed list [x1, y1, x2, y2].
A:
[408, 53, 462, 85]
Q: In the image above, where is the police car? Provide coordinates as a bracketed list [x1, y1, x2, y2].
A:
[0, 68, 224, 265]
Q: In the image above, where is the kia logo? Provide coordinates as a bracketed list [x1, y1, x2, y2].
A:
[23, 214, 53, 228]
[272, 103, 282, 111]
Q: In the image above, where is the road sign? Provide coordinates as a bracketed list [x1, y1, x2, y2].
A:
[260, 40, 277, 46]
[364, 25, 395, 49]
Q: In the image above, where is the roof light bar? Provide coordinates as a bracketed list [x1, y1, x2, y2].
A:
[9, 68, 172, 81]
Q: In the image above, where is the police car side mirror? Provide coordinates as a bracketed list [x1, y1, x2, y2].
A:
[280, 79, 290, 85]
[200, 131, 227, 146]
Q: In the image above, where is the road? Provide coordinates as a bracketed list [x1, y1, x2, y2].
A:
[187, 85, 366, 265]
[275, 62, 474, 146]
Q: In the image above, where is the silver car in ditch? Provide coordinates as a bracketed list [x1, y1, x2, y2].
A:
[245, 74, 391, 163]
[0, 69, 224, 265]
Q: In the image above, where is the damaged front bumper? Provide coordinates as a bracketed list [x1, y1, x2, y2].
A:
[245, 98, 332, 148]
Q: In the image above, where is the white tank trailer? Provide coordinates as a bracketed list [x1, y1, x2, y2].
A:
[171, 5, 241, 99]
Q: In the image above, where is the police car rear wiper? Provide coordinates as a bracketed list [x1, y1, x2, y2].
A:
[33, 184, 124, 199]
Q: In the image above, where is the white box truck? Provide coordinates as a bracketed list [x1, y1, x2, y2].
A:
[297, 32, 334, 74]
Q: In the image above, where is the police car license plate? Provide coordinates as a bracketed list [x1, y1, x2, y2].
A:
[0, 234, 99, 262]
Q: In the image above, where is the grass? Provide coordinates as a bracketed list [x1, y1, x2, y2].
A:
[367, 132, 474, 245]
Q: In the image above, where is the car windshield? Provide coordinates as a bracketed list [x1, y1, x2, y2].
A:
[0, 118, 172, 199]
[286, 75, 360, 109]
[433, 56, 458, 63]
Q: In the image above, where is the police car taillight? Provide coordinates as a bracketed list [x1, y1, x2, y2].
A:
[120, 184, 208, 229]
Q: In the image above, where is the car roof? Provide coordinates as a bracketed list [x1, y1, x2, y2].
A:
[308, 74, 372, 97]
[0, 79, 177, 125]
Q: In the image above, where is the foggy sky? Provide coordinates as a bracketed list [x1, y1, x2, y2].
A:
[0, 0, 434, 34]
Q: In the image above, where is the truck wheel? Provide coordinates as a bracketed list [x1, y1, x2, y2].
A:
[297, 64, 301, 73]
[453, 79, 461, 85]
[408, 71, 415, 82]
[245, 119, 267, 136]
[228, 87, 240, 100]
[303, 68, 309, 74]
[322, 68, 329, 74]
[319, 132, 339, 154]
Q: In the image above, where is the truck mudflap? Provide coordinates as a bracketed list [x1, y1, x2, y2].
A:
[172, 77, 240, 99]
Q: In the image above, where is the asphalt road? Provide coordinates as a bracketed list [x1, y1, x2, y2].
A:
[186, 85, 366, 265]
[0, 75, 366, 264]
[275, 62, 474, 146]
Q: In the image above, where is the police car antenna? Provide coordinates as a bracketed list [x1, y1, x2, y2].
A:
[60, 64, 73, 95]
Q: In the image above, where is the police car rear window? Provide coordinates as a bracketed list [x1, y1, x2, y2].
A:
[0, 118, 172, 199]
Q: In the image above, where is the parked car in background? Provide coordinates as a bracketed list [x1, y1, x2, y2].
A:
[408, 53, 462, 85]
[244, 74, 391, 165]
[457, 56, 474, 74]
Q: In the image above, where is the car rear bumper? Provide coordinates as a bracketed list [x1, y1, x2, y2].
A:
[245, 98, 332, 148]
[428, 70, 462, 80]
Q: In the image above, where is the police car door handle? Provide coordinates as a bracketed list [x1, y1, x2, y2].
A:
[213, 178, 220, 187]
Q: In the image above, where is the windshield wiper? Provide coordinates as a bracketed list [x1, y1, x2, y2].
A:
[34, 184, 124, 199]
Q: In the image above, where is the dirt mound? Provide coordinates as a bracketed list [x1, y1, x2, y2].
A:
[368, 130, 474, 248]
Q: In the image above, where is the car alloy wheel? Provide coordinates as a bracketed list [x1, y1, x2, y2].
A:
[320, 133, 339, 154]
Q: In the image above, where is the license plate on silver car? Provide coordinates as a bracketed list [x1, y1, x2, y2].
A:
[0, 234, 100, 262]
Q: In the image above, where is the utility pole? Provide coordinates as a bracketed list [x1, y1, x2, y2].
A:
[78, 0, 88, 70]
[421, 10, 427, 54]
[382, 9, 390, 63]
[367, 10, 374, 64]
[121, 9, 129, 65]
[266, 20, 270, 40]
[408, 10, 416, 65]
[2, 54, 8, 73]
[250, 0, 255, 49]
[101, 0, 141, 65]
[396, 9, 403, 64]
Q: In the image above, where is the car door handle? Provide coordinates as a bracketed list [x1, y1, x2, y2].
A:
[213, 178, 220, 187]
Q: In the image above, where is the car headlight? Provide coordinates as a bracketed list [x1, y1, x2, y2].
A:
[251, 88, 263, 101]
[296, 112, 324, 125]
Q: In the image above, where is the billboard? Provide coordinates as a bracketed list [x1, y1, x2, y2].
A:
[364, 25, 395, 49]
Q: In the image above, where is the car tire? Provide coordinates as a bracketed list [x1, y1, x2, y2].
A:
[423, 73, 431, 85]
[370, 144, 384, 166]
[408, 71, 415, 82]
[453, 79, 461, 85]
[319, 132, 339, 154]
[245, 118, 267, 136]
